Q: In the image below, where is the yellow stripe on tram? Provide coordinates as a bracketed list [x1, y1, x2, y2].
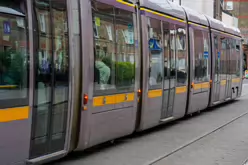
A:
[232, 78, 240, 83]
[116, 0, 135, 7]
[176, 86, 187, 94]
[93, 93, 135, 107]
[0, 106, 29, 122]
[148, 89, 163, 98]
[188, 22, 208, 29]
[220, 80, 227, 86]
[193, 83, 202, 90]
[201, 82, 210, 89]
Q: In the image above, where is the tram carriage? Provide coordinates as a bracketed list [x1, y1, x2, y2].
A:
[0, 0, 242, 164]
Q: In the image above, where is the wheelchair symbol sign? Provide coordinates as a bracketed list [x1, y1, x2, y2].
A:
[3, 21, 11, 34]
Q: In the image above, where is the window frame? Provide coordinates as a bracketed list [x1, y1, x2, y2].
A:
[0, 11, 29, 109]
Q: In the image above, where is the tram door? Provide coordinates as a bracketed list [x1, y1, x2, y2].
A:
[30, 0, 70, 158]
[161, 23, 175, 119]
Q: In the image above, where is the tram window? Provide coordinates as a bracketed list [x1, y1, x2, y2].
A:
[226, 39, 231, 75]
[236, 40, 241, 77]
[148, 18, 163, 89]
[92, 2, 115, 92]
[170, 25, 176, 80]
[221, 38, 227, 80]
[194, 30, 210, 83]
[214, 35, 220, 81]
[194, 30, 203, 82]
[176, 26, 187, 86]
[0, 13, 28, 101]
[229, 39, 236, 76]
[203, 32, 210, 81]
[163, 22, 170, 81]
[115, 8, 135, 91]
[92, 1, 136, 94]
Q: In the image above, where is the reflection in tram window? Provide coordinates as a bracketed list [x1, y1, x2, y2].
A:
[176, 26, 187, 86]
[92, 2, 114, 91]
[194, 30, 209, 83]
[115, 8, 135, 90]
[92, 1, 135, 93]
[0, 12, 28, 101]
[148, 18, 163, 89]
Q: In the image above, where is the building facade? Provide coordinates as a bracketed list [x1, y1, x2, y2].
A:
[224, 0, 248, 42]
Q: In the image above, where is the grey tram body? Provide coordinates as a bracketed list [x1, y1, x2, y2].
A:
[0, 0, 242, 164]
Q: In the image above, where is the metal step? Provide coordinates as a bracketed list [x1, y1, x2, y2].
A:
[213, 101, 221, 105]
[160, 116, 174, 123]
[225, 97, 231, 101]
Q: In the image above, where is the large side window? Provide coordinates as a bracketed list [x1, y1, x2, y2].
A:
[0, 6, 28, 106]
[176, 26, 187, 86]
[92, 1, 135, 94]
[148, 18, 163, 89]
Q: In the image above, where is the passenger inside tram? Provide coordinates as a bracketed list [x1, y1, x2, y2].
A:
[95, 49, 111, 85]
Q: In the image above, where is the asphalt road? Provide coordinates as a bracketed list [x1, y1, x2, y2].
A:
[50, 82, 248, 165]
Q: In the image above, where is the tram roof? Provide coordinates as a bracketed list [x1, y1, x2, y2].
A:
[182, 6, 209, 27]
[224, 25, 241, 37]
[139, 0, 186, 20]
[0, 6, 24, 16]
[205, 15, 241, 37]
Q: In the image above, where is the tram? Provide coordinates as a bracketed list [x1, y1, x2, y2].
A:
[0, 0, 242, 164]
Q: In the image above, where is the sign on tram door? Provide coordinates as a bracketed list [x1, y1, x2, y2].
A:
[245, 70, 248, 79]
